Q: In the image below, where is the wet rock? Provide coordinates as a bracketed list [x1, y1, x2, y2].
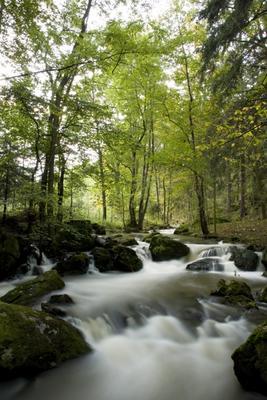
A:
[41, 302, 67, 317]
[0, 301, 91, 380]
[186, 258, 224, 272]
[149, 234, 190, 261]
[228, 247, 259, 271]
[92, 247, 114, 272]
[211, 279, 256, 309]
[48, 294, 74, 304]
[112, 245, 143, 272]
[92, 223, 106, 235]
[262, 248, 267, 269]
[54, 253, 90, 276]
[262, 271, 267, 278]
[0, 271, 65, 306]
[173, 224, 189, 235]
[259, 287, 267, 303]
[143, 232, 160, 243]
[66, 220, 93, 234]
[0, 232, 21, 281]
[232, 322, 267, 396]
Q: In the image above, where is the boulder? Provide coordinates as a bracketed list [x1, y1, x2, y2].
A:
[173, 224, 189, 235]
[211, 279, 256, 309]
[228, 247, 259, 271]
[48, 294, 74, 304]
[41, 302, 67, 317]
[66, 220, 93, 235]
[54, 253, 90, 276]
[0, 232, 21, 280]
[92, 247, 114, 272]
[0, 301, 91, 380]
[112, 245, 143, 272]
[186, 258, 224, 272]
[92, 223, 106, 235]
[0, 270, 65, 306]
[259, 287, 267, 303]
[262, 248, 267, 269]
[149, 234, 190, 261]
[231, 322, 267, 396]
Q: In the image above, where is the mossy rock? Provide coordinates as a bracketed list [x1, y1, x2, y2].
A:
[66, 220, 93, 235]
[211, 279, 256, 309]
[0, 271, 65, 306]
[143, 232, 160, 243]
[173, 224, 190, 235]
[149, 234, 190, 261]
[228, 247, 259, 271]
[0, 232, 21, 281]
[259, 287, 267, 303]
[54, 253, 90, 276]
[232, 322, 267, 395]
[48, 294, 74, 304]
[92, 247, 114, 272]
[112, 245, 143, 272]
[262, 249, 267, 269]
[0, 301, 91, 380]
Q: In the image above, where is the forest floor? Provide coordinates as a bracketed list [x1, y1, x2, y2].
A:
[215, 218, 267, 249]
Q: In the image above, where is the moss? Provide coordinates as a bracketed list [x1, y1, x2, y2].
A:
[0, 271, 65, 306]
[112, 245, 143, 272]
[259, 287, 267, 303]
[232, 322, 267, 395]
[149, 234, 190, 261]
[54, 253, 90, 275]
[0, 301, 91, 380]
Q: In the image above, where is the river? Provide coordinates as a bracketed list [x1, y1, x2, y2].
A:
[0, 232, 266, 400]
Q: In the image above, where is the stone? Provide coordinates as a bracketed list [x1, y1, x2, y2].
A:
[48, 294, 74, 304]
[149, 234, 190, 261]
[112, 245, 143, 272]
[92, 247, 114, 272]
[186, 258, 224, 272]
[228, 247, 259, 271]
[0, 232, 21, 281]
[41, 302, 67, 317]
[259, 287, 267, 303]
[0, 270, 65, 306]
[54, 253, 90, 276]
[232, 322, 267, 396]
[211, 279, 256, 309]
[262, 248, 267, 269]
[0, 301, 91, 380]
[173, 225, 189, 235]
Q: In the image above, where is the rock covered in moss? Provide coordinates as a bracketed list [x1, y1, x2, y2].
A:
[0, 232, 21, 281]
[54, 253, 90, 275]
[228, 247, 259, 271]
[186, 258, 224, 272]
[149, 234, 190, 261]
[92, 247, 114, 272]
[231, 322, 267, 395]
[0, 270, 65, 306]
[211, 279, 256, 309]
[173, 224, 190, 235]
[259, 287, 267, 303]
[112, 245, 142, 272]
[48, 294, 74, 304]
[262, 249, 267, 269]
[0, 301, 91, 380]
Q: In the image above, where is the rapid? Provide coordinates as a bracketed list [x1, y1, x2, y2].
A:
[0, 231, 266, 400]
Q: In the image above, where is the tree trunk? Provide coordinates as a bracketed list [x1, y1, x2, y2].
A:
[213, 176, 217, 234]
[97, 144, 107, 222]
[2, 164, 10, 224]
[240, 154, 246, 219]
[227, 165, 232, 213]
[129, 150, 138, 228]
[57, 155, 66, 223]
[195, 174, 209, 235]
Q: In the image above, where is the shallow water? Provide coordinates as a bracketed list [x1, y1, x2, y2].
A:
[0, 235, 266, 400]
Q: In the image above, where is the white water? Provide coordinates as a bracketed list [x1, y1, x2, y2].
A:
[0, 235, 266, 400]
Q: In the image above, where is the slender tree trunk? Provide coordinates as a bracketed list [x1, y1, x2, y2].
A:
[240, 154, 246, 219]
[227, 165, 232, 213]
[194, 174, 209, 235]
[69, 177, 73, 220]
[129, 150, 138, 228]
[97, 144, 107, 222]
[163, 178, 167, 224]
[213, 176, 217, 234]
[57, 155, 66, 223]
[2, 164, 10, 224]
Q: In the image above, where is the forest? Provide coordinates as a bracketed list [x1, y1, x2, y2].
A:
[0, 1, 267, 400]
[0, 0, 266, 235]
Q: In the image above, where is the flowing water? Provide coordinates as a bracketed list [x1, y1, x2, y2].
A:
[0, 233, 266, 400]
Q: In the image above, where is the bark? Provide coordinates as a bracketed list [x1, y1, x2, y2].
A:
[240, 154, 246, 219]
[227, 165, 232, 213]
[194, 174, 209, 235]
[57, 155, 66, 223]
[2, 163, 9, 224]
[129, 150, 138, 228]
[213, 176, 217, 234]
[97, 142, 107, 222]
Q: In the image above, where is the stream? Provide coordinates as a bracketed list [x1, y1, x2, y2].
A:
[0, 231, 266, 400]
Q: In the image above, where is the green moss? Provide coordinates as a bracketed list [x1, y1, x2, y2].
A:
[149, 234, 190, 261]
[0, 271, 65, 306]
[0, 301, 91, 379]
[259, 287, 267, 303]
